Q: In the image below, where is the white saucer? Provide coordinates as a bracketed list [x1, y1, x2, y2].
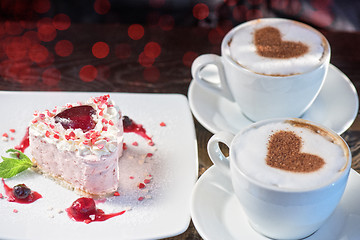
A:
[191, 166, 360, 240]
[188, 64, 359, 135]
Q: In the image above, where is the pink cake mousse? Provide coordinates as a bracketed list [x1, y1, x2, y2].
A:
[29, 95, 123, 196]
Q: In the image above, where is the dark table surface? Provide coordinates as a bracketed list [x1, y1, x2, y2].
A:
[1, 23, 359, 239]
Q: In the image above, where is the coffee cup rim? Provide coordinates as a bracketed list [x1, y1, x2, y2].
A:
[229, 118, 351, 193]
[222, 18, 331, 77]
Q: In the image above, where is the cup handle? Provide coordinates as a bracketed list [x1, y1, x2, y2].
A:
[191, 54, 235, 102]
[207, 131, 235, 173]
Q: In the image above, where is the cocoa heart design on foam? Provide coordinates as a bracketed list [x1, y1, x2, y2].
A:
[254, 26, 309, 59]
[266, 130, 325, 173]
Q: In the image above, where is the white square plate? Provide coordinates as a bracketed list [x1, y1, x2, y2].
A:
[0, 92, 198, 240]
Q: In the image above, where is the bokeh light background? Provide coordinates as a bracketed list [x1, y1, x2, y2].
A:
[0, 0, 348, 91]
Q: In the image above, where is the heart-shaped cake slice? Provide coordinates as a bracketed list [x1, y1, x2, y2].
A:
[29, 95, 123, 196]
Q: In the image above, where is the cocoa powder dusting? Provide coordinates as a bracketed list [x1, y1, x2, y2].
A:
[254, 27, 309, 59]
[266, 130, 325, 173]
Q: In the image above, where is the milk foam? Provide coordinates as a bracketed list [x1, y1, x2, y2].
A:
[228, 19, 327, 76]
[232, 121, 347, 190]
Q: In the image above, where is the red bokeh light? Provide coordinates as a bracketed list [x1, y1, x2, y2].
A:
[37, 19, 57, 42]
[55, 40, 74, 57]
[233, 5, 247, 22]
[307, 9, 333, 28]
[32, 0, 51, 14]
[5, 21, 24, 35]
[42, 67, 61, 86]
[53, 14, 71, 31]
[36, 52, 55, 68]
[226, 0, 238, 6]
[23, 31, 40, 45]
[94, 0, 111, 15]
[193, 3, 209, 20]
[208, 27, 226, 44]
[5, 60, 39, 86]
[144, 42, 161, 59]
[5, 36, 29, 61]
[128, 24, 145, 40]
[149, 0, 165, 8]
[138, 52, 155, 67]
[79, 65, 98, 82]
[182, 51, 198, 67]
[92, 41, 110, 59]
[115, 43, 131, 59]
[159, 15, 175, 31]
[311, 0, 332, 10]
[143, 66, 160, 83]
[29, 43, 49, 63]
[246, 9, 263, 20]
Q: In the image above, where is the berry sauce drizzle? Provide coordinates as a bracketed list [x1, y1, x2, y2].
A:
[122, 116, 153, 144]
[14, 127, 30, 153]
[66, 197, 126, 224]
[1, 179, 42, 204]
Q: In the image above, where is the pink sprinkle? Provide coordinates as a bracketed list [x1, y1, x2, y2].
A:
[123, 143, 127, 150]
[148, 141, 155, 146]
[138, 183, 146, 189]
[65, 135, 70, 140]
[109, 120, 114, 126]
[83, 140, 89, 145]
[102, 126, 108, 131]
[32, 119, 38, 124]
[45, 131, 51, 138]
[132, 141, 138, 146]
[85, 132, 91, 139]
[10, 137, 14, 141]
[69, 131, 76, 138]
[138, 197, 144, 201]
[113, 191, 120, 196]
[129, 176, 134, 179]
[146, 153, 153, 158]
[97, 144, 104, 149]
[13, 209, 18, 213]
[46, 111, 52, 117]
[144, 179, 151, 184]
[9, 129, 15, 133]
[53, 134, 60, 139]
[39, 114, 45, 120]
[0, 193, 3, 198]
[160, 122, 166, 127]
[99, 110, 104, 116]
[102, 119, 108, 124]
[49, 124, 55, 129]
[2, 133, 8, 138]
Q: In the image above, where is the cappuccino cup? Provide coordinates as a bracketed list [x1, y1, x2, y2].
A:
[192, 18, 330, 122]
[207, 118, 351, 239]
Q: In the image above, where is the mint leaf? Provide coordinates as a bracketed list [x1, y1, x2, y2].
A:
[0, 149, 33, 178]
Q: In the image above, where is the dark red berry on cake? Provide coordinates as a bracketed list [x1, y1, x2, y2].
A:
[55, 105, 96, 132]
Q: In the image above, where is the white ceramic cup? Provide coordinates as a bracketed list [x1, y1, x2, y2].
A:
[192, 18, 330, 122]
[207, 118, 351, 239]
